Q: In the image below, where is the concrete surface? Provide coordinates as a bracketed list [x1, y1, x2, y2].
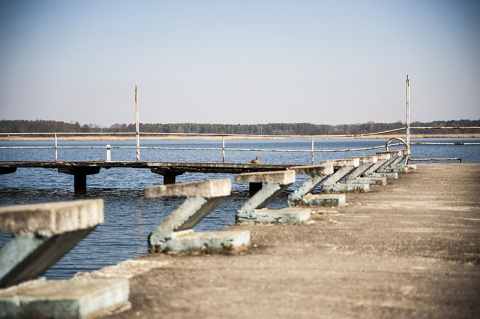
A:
[0, 278, 129, 319]
[96, 164, 479, 319]
[0, 199, 103, 235]
[157, 230, 251, 253]
[235, 170, 296, 185]
[144, 179, 231, 198]
[0, 199, 104, 288]
[145, 178, 249, 254]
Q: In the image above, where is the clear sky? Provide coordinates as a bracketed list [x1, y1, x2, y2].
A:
[0, 0, 479, 126]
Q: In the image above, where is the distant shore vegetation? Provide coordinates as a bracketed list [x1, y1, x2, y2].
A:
[0, 119, 479, 136]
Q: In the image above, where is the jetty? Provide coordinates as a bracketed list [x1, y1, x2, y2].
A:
[1, 151, 479, 317]
[0, 161, 293, 190]
[78, 163, 479, 318]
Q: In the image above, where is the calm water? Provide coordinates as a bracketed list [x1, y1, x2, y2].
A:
[1, 138, 479, 279]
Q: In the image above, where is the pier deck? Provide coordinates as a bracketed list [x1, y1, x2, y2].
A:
[0, 160, 292, 173]
[0, 161, 294, 188]
[72, 164, 480, 317]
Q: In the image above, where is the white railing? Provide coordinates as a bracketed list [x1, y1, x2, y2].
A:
[1, 126, 478, 164]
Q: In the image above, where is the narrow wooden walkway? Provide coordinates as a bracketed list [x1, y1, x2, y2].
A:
[0, 160, 292, 173]
[80, 163, 480, 319]
[0, 161, 294, 188]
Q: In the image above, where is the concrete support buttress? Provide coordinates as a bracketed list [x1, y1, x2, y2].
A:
[145, 179, 250, 253]
[235, 170, 310, 224]
[0, 199, 103, 288]
[0, 229, 94, 288]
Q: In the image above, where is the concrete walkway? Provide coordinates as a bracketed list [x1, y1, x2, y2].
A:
[95, 164, 480, 319]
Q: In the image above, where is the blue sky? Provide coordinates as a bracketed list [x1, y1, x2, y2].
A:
[0, 0, 479, 126]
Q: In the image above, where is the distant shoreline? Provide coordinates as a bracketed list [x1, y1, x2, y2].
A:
[1, 133, 479, 141]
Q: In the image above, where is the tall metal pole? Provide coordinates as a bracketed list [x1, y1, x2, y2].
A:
[405, 75, 411, 160]
[135, 85, 140, 162]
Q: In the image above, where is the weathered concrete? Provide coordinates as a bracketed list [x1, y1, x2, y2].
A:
[347, 177, 387, 185]
[145, 179, 231, 198]
[376, 150, 403, 171]
[235, 170, 295, 184]
[161, 229, 250, 253]
[245, 207, 311, 224]
[236, 171, 311, 224]
[0, 199, 103, 287]
[97, 164, 480, 319]
[0, 199, 104, 235]
[322, 183, 370, 193]
[364, 153, 391, 175]
[346, 155, 378, 181]
[288, 159, 359, 207]
[368, 172, 398, 179]
[298, 193, 346, 207]
[0, 278, 129, 319]
[145, 179, 250, 253]
[322, 158, 360, 187]
[288, 164, 334, 176]
[287, 164, 334, 204]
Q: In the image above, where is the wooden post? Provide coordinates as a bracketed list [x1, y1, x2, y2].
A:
[222, 137, 226, 163]
[135, 85, 140, 162]
[54, 134, 58, 162]
[311, 137, 315, 164]
[406, 75, 410, 156]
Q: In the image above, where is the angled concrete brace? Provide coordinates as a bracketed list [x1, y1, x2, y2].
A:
[318, 157, 374, 195]
[287, 164, 334, 206]
[346, 155, 378, 180]
[145, 179, 250, 253]
[390, 150, 407, 166]
[344, 155, 388, 185]
[356, 152, 398, 182]
[321, 158, 360, 187]
[376, 151, 403, 171]
[0, 199, 103, 288]
[236, 170, 311, 224]
[0, 199, 130, 318]
[364, 153, 391, 176]
[285, 159, 359, 207]
[377, 150, 412, 174]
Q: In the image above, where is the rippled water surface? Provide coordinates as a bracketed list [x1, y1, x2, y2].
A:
[1, 138, 479, 279]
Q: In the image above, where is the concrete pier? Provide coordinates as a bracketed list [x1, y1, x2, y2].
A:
[0, 199, 104, 287]
[145, 179, 250, 253]
[235, 170, 312, 224]
[0, 199, 131, 318]
[96, 164, 480, 318]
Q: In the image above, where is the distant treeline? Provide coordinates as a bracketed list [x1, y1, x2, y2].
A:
[1, 119, 479, 135]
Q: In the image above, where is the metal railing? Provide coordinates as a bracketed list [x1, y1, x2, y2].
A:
[1, 131, 407, 164]
[1, 126, 479, 164]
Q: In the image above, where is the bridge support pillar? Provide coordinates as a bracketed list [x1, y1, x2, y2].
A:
[249, 182, 263, 193]
[150, 168, 185, 185]
[58, 167, 100, 192]
[0, 167, 16, 175]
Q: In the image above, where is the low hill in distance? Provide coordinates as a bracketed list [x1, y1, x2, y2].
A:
[0, 119, 479, 136]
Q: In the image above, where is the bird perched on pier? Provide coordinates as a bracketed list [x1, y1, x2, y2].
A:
[250, 156, 259, 164]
